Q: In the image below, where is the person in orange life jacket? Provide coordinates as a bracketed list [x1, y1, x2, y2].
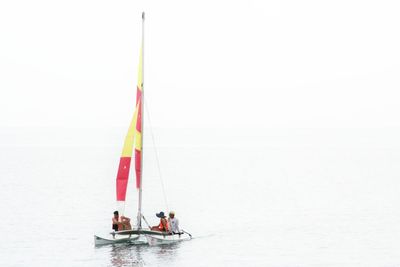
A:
[151, 211, 169, 232]
[112, 211, 132, 231]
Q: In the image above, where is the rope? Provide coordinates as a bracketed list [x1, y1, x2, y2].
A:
[144, 98, 170, 212]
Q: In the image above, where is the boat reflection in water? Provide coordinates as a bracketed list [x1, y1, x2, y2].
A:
[109, 244, 143, 267]
[108, 242, 182, 267]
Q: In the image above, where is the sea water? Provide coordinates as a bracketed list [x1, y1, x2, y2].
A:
[1, 127, 400, 266]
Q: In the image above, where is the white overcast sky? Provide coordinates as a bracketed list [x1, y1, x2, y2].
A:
[1, 0, 399, 129]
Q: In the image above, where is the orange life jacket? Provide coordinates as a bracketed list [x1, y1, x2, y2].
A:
[158, 218, 169, 231]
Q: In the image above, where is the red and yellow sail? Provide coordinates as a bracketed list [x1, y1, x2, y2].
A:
[116, 46, 143, 202]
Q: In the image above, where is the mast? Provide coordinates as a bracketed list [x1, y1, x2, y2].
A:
[137, 11, 145, 229]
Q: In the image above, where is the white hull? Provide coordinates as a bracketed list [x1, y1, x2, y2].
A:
[145, 232, 192, 246]
[94, 233, 147, 246]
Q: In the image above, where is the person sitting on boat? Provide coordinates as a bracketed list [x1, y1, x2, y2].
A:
[168, 211, 180, 233]
[150, 211, 169, 232]
[112, 211, 132, 231]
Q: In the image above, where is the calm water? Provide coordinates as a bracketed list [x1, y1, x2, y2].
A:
[1, 128, 400, 266]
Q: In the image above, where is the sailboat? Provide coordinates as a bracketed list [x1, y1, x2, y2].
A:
[94, 12, 192, 246]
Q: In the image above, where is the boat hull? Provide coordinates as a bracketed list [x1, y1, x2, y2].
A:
[94, 234, 147, 246]
[145, 232, 192, 246]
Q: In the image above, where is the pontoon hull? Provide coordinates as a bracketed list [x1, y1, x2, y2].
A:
[145, 232, 192, 246]
[94, 234, 147, 246]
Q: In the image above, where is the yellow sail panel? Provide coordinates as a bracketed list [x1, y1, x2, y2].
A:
[137, 46, 143, 91]
[121, 102, 139, 157]
[134, 131, 142, 151]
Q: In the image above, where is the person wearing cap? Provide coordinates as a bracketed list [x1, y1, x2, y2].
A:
[151, 211, 169, 232]
[168, 211, 180, 233]
[112, 210, 132, 231]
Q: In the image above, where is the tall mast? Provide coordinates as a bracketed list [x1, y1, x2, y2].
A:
[137, 11, 145, 229]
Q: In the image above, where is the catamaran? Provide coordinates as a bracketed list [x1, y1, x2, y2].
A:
[94, 12, 191, 246]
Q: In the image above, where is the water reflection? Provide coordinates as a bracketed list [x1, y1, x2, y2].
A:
[149, 242, 181, 259]
[109, 244, 143, 267]
[108, 242, 182, 266]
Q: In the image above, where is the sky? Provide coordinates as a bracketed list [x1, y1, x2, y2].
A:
[1, 0, 400, 130]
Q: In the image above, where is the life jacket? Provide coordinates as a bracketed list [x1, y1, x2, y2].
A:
[158, 218, 169, 231]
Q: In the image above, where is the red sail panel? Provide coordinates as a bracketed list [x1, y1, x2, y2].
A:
[135, 149, 141, 188]
[136, 87, 142, 105]
[116, 157, 132, 201]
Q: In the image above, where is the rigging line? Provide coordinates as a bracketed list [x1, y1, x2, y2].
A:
[144, 98, 170, 212]
[141, 215, 152, 228]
